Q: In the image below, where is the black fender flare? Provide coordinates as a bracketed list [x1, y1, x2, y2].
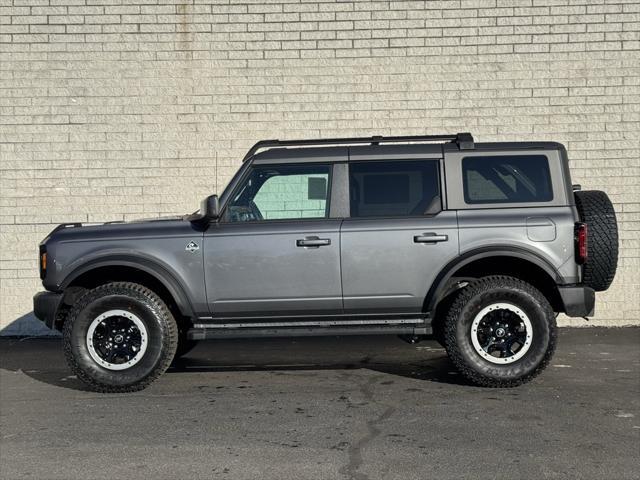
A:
[60, 255, 196, 318]
[425, 246, 562, 314]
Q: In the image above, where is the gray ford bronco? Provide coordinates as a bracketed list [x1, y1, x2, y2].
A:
[34, 133, 619, 392]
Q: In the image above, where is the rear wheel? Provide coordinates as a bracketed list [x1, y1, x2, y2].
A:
[444, 276, 556, 387]
[63, 282, 178, 393]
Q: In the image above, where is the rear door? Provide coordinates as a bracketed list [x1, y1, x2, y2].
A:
[340, 153, 459, 314]
[204, 162, 343, 318]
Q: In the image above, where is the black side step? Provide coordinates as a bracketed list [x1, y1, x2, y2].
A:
[188, 325, 431, 340]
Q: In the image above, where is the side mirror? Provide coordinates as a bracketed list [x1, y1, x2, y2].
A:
[202, 194, 220, 219]
[189, 194, 219, 223]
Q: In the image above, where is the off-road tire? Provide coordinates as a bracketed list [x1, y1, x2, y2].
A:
[574, 190, 618, 292]
[444, 276, 557, 388]
[63, 282, 178, 393]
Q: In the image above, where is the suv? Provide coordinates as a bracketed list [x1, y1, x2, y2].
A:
[33, 133, 619, 392]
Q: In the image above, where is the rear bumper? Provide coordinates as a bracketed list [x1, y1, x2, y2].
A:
[33, 291, 63, 329]
[558, 285, 595, 317]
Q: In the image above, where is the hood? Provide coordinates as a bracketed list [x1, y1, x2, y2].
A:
[104, 214, 187, 225]
[41, 216, 196, 246]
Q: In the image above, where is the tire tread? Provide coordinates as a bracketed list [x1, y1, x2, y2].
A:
[444, 275, 557, 388]
[574, 190, 618, 292]
[63, 282, 178, 393]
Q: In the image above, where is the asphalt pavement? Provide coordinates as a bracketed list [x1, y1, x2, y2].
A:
[1, 328, 639, 480]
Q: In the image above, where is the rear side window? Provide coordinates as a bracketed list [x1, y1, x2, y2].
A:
[349, 160, 441, 217]
[462, 155, 553, 204]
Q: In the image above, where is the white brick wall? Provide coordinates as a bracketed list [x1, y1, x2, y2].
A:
[1, 0, 638, 334]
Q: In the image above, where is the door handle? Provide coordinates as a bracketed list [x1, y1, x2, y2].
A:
[414, 233, 448, 244]
[296, 236, 331, 248]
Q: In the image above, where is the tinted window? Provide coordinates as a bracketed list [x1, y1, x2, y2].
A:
[349, 161, 441, 217]
[462, 155, 553, 204]
[226, 164, 330, 222]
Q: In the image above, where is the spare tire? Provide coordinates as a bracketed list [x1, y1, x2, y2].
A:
[574, 190, 618, 291]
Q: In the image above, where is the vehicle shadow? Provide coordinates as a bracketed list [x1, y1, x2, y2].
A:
[0, 312, 58, 337]
[0, 336, 470, 392]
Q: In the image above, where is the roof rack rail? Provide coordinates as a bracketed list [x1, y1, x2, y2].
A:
[50, 223, 82, 234]
[242, 132, 474, 161]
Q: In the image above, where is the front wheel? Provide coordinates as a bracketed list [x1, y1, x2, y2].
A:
[444, 276, 556, 387]
[63, 282, 178, 393]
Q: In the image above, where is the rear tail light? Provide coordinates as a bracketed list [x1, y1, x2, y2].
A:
[575, 222, 588, 264]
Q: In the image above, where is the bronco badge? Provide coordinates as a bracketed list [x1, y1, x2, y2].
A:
[185, 241, 199, 253]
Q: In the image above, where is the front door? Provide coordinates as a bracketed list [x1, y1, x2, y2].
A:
[340, 159, 459, 314]
[204, 163, 342, 318]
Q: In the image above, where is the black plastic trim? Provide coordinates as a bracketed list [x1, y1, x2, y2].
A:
[60, 256, 197, 318]
[188, 324, 431, 340]
[243, 133, 474, 162]
[33, 291, 64, 329]
[425, 246, 564, 313]
[200, 312, 427, 322]
[558, 285, 595, 317]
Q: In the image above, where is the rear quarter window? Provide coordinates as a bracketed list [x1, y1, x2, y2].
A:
[462, 155, 553, 204]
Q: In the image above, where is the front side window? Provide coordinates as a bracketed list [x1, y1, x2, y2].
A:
[462, 155, 553, 204]
[349, 160, 441, 218]
[225, 164, 330, 222]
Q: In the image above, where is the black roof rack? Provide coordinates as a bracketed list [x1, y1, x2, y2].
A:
[51, 223, 83, 233]
[242, 132, 474, 162]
